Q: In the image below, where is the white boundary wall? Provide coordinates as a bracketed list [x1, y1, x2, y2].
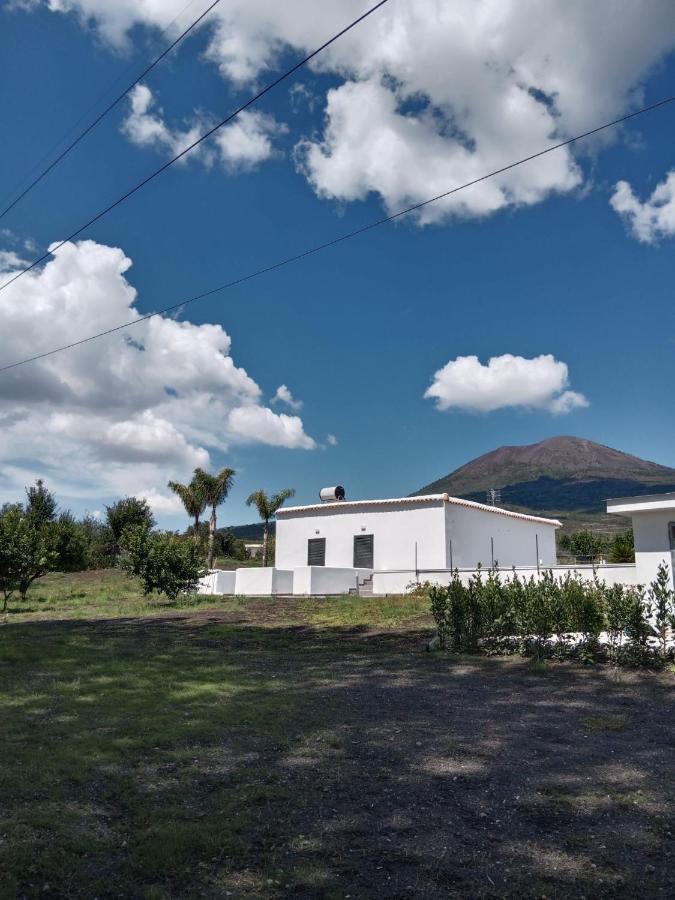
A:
[292, 566, 372, 596]
[235, 567, 293, 596]
[196, 570, 237, 595]
[372, 563, 641, 595]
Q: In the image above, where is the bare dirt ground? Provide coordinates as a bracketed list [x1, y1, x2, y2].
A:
[2, 600, 674, 898]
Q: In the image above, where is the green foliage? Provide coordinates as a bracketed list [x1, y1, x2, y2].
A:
[427, 564, 674, 668]
[121, 526, 205, 601]
[648, 562, 675, 659]
[193, 467, 235, 569]
[0, 507, 57, 609]
[78, 514, 116, 569]
[559, 530, 608, 560]
[168, 474, 207, 532]
[106, 497, 156, 561]
[47, 512, 89, 572]
[245, 488, 294, 567]
[608, 530, 635, 563]
[25, 478, 57, 527]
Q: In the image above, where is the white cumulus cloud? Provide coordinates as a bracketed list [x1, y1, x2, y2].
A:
[30, 0, 675, 224]
[0, 239, 316, 514]
[424, 354, 589, 415]
[271, 384, 303, 411]
[610, 172, 675, 243]
[121, 84, 286, 172]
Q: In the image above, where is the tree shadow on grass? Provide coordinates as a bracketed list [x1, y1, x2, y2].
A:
[0, 616, 673, 899]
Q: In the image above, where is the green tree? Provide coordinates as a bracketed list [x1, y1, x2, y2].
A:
[105, 497, 155, 561]
[167, 473, 206, 537]
[79, 514, 115, 569]
[648, 561, 675, 659]
[609, 530, 635, 563]
[193, 468, 235, 569]
[0, 507, 56, 609]
[559, 530, 607, 561]
[245, 488, 295, 567]
[25, 478, 57, 527]
[122, 526, 205, 601]
[48, 512, 89, 572]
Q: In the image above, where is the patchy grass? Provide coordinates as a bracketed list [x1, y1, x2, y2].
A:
[581, 714, 629, 731]
[214, 555, 262, 570]
[299, 593, 430, 629]
[0, 572, 673, 898]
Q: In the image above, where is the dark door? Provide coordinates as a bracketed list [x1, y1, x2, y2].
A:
[353, 534, 374, 568]
[307, 538, 326, 566]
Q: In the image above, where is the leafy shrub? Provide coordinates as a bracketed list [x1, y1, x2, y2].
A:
[609, 530, 635, 564]
[0, 507, 57, 609]
[426, 563, 673, 668]
[121, 526, 205, 601]
[106, 497, 156, 562]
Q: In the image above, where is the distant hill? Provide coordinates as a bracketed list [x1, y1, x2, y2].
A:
[415, 436, 675, 533]
[226, 522, 274, 541]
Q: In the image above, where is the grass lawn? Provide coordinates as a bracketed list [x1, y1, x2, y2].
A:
[1, 572, 673, 898]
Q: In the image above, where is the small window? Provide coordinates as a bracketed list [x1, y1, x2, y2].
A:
[353, 534, 374, 568]
[308, 538, 326, 566]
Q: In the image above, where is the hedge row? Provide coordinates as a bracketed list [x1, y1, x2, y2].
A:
[426, 564, 675, 667]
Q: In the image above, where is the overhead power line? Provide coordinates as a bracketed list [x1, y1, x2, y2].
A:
[0, 0, 392, 296]
[1, 90, 673, 376]
[0, 0, 206, 216]
[0, 0, 223, 223]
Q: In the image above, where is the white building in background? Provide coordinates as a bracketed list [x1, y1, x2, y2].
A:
[274, 493, 560, 595]
[607, 491, 675, 587]
[196, 488, 675, 598]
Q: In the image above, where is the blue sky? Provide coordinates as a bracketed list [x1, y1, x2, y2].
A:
[1, 1, 675, 528]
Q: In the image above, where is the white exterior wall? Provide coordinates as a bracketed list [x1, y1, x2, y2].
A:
[607, 494, 675, 588]
[632, 511, 674, 586]
[292, 567, 372, 596]
[196, 570, 236, 595]
[234, 567, 293, 596]
[276, 500, 448, 571]
[445, 504, 557, 569]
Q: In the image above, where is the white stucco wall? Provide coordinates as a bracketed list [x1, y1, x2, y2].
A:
[196, 570, 237, 595]
[631, 511, 674, 587]
[292, 567, 372, 596]
[607, 494, 675, 589]
[276, 500, 448, 571]
[234, 567, 294, 596]
[445, 504, 557, 569]
[372, 563, 640, 595]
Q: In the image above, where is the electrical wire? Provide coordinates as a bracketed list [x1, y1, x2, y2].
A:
[1, 90, 673, 375]
[0, 0, 392, 295]
[0, 0, 222, 223]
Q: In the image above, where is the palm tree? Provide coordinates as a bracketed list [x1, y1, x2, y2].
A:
[167, 474, 206, 538]
[246, 488, 295, 567]
[194, 467, 235, 569]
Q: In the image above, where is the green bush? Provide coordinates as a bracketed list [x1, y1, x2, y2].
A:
[0, 506, 57, 609]
[121, 526, 205, 601]
[427, 564, 675, 668]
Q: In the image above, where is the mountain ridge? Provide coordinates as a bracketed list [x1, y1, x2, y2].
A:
[415, 436, 675, 531]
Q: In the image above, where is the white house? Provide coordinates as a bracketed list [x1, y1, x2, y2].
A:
[275, 493, 560, 594]
[607, 491, 675, 586]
